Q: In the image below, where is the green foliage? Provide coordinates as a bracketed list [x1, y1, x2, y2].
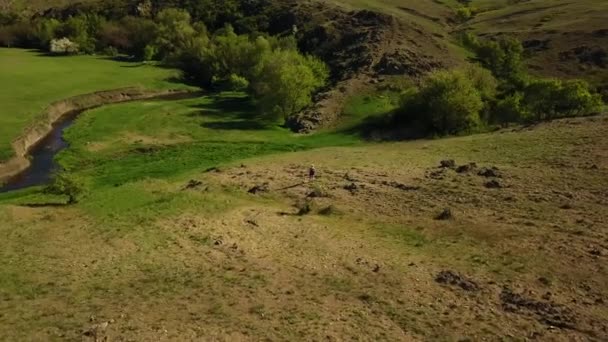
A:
[455, 7, 472, 23]
[59, 14, 104, 54]
[462, 34, 525, 84]
[252, 50, 329, 119]
[227, 74, 249, 91]
[44, 173, 86, 204]
[32, 18, 61, 49]
[493, 93, 527, 125]
[522, 79, 602, 121]
[396, 69, 484, 135]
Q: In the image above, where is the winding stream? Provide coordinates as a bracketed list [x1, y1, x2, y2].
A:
[0, 111, 79, 193]
[0, 90, 201, 193]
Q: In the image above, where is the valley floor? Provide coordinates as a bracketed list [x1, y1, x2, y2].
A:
[1, 110, 607, 340]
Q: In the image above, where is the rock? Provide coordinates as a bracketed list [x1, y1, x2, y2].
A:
[440, 160, 456, 169]
[485, 180, 502, 189]
[343, 183, 359, 193]
[204, 166, 221, 173]
[478, 167, 501, 178]
[435, 208, 453, 220]
[245, 219, 259, 227]
[538, 277, 551, 286]
[589, 248, 602, 256]
[372, 264, 381, 273]
[456, 163, 477, 174]
[500, 288, 576, 329]
[248, 183, 270, 194]
[384, 181, 420, 191]
[435, 270, 479, 291]
[183, 179, 203, 190]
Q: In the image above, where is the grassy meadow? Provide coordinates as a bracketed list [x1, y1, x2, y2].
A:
[0, 48, 191, 160]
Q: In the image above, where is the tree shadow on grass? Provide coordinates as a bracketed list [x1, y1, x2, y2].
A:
[188, 93, 274, 130]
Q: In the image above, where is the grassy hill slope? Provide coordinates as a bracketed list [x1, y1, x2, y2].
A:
[0, 103, 606, 339]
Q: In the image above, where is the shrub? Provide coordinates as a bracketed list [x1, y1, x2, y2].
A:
[492, 93, 527, 125]
[521, 78, 602, 121]
[44, 173, 86, 204]
[50, 37, 79, 54]
[252, 50, 329, 120]
[102, 46, 119, 56]
[227, 73, 249, 91]
[396, 70, 484, 135]
[455, 7, 472, 23]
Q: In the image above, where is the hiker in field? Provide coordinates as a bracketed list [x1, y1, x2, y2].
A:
[308, 164, 316, 181]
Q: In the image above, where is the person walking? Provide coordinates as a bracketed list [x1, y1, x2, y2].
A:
[308, 164, 316, 181]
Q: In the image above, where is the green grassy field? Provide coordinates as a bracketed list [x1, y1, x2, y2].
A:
[0, 48, 190, 160]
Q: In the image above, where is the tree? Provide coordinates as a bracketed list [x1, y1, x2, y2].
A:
[44, 173, 85, 204]
[252, 50, 329, 120]
[521, 78, 602, 121]
[153, 8, 198, 60]
[396, 70, 484, 135]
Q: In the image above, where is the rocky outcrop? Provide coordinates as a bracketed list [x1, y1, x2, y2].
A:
[0, 88, 198, 184]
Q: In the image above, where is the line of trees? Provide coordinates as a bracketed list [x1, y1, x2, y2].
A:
[392, 34, 604, 136]
[0, 3, 328, 122]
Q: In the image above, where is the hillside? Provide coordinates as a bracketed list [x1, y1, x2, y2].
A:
[1, 108, 606, 340]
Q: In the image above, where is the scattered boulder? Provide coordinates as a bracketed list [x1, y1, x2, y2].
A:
[296, 199, 314, 216]
[500, 287, 576, 329]
[205, 166, 222, 173]
[435, 208, 453, 220]
[382, 181, 420, 191]
[440, 159, 456, 169]
[478, 167, 501, 178]
[344, 182, 359, 194]
[319, 205, 339, 216]
[435, 270, 479, 291]
[456, 162, 477, 174]
[589, 248, 602, 256]
[183, 179, 204, 190]
[426, 169, 446, 180]
[248, 183, 270, 194]
[485, 180, 502, 189]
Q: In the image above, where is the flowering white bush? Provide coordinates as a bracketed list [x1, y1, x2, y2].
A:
[50, 37, 79, 55]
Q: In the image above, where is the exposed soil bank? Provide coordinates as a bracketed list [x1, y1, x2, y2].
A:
[0, 88, 200, 187]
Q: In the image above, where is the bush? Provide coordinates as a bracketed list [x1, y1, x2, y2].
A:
[493, 93, 527, 125]
[522, 79, 603, 121]
[396, 70, 484, 135]
[252, 50, 329, 120]
[44, 173, 85, 204]
[102, 46, 119, 56]
[227, 73, 250, 91]
[50, 37, 79, 54]
[455, 7, 472, 23]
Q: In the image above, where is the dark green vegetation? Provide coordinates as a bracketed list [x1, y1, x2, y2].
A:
[388, 37, 604, 137]
[0, 2, 329, 122]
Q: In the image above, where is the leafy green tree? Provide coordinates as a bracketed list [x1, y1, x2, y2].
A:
[153, 8, 198, 60]
[119, 16, 158, 59]
[44, 173, 86, 204]
[396, 70, 484, 135]
[32, 18, 61, 49]
[493, 93, 527, 125]
[521, 78, 602, 121]
[252, 50, 329, 120]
